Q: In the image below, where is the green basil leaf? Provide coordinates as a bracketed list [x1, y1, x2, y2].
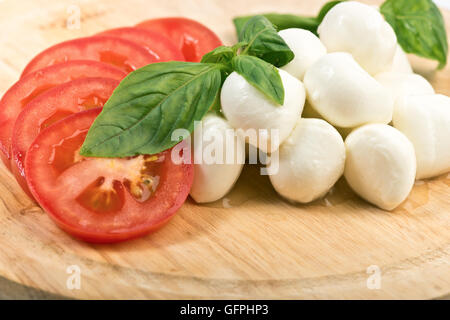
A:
[381, 0, 448, 68]
[80, 61, 222, 157]
[210, 94, 224, 115]
[238, 15, 294, 67]
[232, 55, 284, 105]
[233, 1, 345, 36]
[232, 41, 248, 52]
[200, 48, 231, 116]
[234, 14, 318, 36]
[201, 45, 235, 67]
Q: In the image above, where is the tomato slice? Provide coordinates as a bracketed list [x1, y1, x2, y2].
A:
[136, 17, 222, 62]
[98, 27, 184, 62]
[25, 108, 193, 243]
[11, 77, 120, 197]
[21, 36, 158, 77]
[0, 60, 126, 170]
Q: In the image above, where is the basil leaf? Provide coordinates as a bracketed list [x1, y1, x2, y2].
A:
[232, 55, 284, 105]
[239, 15, 294, 67]
[233, 1, 344, 36]
[80, 62, 222, 157]
[210, 94, 224, 115]
[234, 14, 318, 35]
[201, 48, 232, 116]
[381, 0, 448, 68]
[201, 46, 235, 68]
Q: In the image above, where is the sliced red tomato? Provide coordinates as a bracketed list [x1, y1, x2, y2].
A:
[0, 60, 126, 170]
[136, 17, 222, 62]
[21, 36, 158, 77]
[26, 108, 193, 243]
[11, 77, 120, 197]
[98, 27, 184, 62]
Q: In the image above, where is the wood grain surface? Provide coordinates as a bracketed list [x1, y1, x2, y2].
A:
[0, 0, 449, 300]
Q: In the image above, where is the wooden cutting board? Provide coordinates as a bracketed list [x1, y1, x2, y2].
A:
[0, 0, 449, 300]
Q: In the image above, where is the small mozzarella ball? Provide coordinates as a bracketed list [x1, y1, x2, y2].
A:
[386, 45, 413, 74]
[304, 52, 394, 128]
[393, 94, 450, 179]
[278, 28, 327, 80]
[269, 118, 345, 203]
[318, 1, 397, 75]
[221, 70, 305, 153]
[375, 72, 434, 103]
[344, 124, 416, 211]
[190, 114, 245, 203]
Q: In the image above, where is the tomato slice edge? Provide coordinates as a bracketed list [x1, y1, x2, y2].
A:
[98, 27, 185, 62]
[11, 77, 120, 198]
[25, 108, 193, 243]
[136, 17, 223, 62]
[21, 36, 158, 78]
[0, 60, 126, 170]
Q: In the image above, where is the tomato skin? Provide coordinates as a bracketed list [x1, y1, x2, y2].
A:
[21, 36, 158, 77]
[0, 60, 126, 170]
[98, 27, 185, 62]
[11, 77, 119, 198]
[25, 108, 194, 243]
[136, 17, 222, 62]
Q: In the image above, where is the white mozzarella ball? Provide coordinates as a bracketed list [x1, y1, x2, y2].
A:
[318, 1, 397, 75]
[190, 114, 245, 203]
[269, 118, 345, 203]
[278, 28, 327, 80]
[386, 45, 413, 74]
[304, 52, 394, 128]
[221, 69, 305, 153]
[393, 94, 450, 179]
[375, 72, 434, 103]
[344, 124, 416, 211]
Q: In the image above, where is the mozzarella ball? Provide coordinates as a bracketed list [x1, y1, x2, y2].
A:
[190, 114, 245, 203]
[318, 1, 397, 75]
[278, 28, 327, 80]
[344, 124, 416, 211]
[221, 69, 305, 153]
[393, 94, 450, 179]
[269, 118, 345, 203]
[375, 72, 434, 103]
[386, 45, 413, 74]
[304, 52, 394, 128]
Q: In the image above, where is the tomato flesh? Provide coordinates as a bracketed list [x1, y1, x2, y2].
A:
[0, 60, 126, 170]
[11, 77, 119, 197]
[77, 177, 125, 214]
[25, 108, 193, 243]
[21, 36, 158, 77]
[98, 27, 185, 62]
[136, 17, 222, 62]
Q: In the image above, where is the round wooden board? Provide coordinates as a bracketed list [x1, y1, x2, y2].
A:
[0, 0, 449, 300]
